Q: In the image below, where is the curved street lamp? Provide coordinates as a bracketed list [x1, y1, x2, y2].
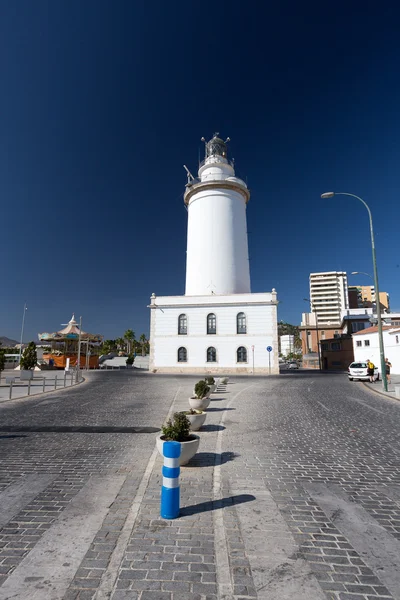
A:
[321, 192, 388, 391]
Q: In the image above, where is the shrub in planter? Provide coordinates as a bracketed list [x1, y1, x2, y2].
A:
[20, 342, 37, 379]
[157, 412, 200, 465]
[194, 380, 210, 399]
[182, 408, 206, 431]
[126, 354, 135, 366]
[162, 412, 191, 441]
[205, 376, 216, 393]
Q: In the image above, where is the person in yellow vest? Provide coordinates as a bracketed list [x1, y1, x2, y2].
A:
[366, 358, 375, 383]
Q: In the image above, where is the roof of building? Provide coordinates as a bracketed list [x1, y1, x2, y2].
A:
[352, 325, 394, 335]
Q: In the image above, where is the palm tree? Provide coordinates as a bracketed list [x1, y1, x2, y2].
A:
[124, 329, 135, 354]
[116, 337, 126, 353]
[139, 334, 147, 356]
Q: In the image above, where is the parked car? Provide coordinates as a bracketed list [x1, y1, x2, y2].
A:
[287, 361, 299, 370]
[348, 361, 379, 381]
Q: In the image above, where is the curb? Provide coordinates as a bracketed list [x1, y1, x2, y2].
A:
[361, 380, 400, 403]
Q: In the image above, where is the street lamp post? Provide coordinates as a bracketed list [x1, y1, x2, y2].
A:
[304, 298, 321, 370]
[321, 192, 388, 391]
[18, 303, 28, 364]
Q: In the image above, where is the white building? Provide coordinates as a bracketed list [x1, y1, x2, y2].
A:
[280, 335, 295, 357]
[352, 326, 400, 375]
[149, 134, 278, 374]
[308, 271, 349, 327]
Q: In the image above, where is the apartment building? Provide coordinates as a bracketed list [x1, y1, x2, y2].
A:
[348, 285, 390, 311]
[309, 271, 349, 326]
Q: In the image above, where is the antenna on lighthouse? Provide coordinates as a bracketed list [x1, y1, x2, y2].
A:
[183, 165, 195, 184]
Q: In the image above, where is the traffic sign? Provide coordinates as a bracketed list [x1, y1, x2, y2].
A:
[266, 346, 272, 352]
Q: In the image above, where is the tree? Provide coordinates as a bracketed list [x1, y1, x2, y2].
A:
[115, 338, 126, 353]
[101, 340, 117, 355]
[139, 334, 147, 356]
[0, 342, 4, 372]
[20, 341, 37, 371]
[124, 329, 135, 354]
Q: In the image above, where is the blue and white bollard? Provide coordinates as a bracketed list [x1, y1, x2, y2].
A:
[161, 441, 181, 519]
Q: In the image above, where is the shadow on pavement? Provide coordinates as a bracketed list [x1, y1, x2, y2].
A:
[198, 424, 226, 432]
[206, 407, 236, 412]
[180, 493, 255, 516]
[187, 451, 238, 467]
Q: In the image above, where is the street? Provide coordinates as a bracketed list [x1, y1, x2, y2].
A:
[0, 370, 399, 600]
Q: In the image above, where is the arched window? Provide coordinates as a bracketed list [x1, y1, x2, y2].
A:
[237, 312, 246, 334]
[207, 347, 217, 362]
[178, 314, 187, 335]
[178, 347, 187, 362]
[237, 346, 247, 363]
[207, 313, 216, 334]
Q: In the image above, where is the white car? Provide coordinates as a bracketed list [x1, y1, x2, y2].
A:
[287, 361, 299, 370]
[348, 362, 379, 382]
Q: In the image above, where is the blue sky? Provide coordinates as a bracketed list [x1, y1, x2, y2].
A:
[1, 1, 399, 342]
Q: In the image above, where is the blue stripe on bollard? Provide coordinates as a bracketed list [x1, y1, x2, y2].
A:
[161, 440, 181, 519]
[162, 465, 180, 479]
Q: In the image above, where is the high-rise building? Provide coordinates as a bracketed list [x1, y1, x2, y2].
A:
[348, 285, 390, 311]
[148, 134, 278, 374]
[308, 271, 349, 326]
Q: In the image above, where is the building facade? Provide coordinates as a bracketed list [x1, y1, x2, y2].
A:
[308, 271, 349, 326]
[352, 326, 400, 375]
[149, 134, 278, 374]
[348, 285, 390, 311]
[280, 335, 294, 357]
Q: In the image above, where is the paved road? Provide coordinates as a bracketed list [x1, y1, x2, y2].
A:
[0, 370, 399, 600]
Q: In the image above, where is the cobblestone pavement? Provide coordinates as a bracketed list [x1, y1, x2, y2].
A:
[0, 370, 399, 599]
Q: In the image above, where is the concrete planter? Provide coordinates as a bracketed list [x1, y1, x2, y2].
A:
[156, 434, 200, 466]
[20, 370, 33, 381]
[207, 384, 217, 393]
[189, 396, 211, 411]
[185, 410, 206, 431]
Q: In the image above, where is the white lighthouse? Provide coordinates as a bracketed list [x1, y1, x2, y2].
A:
[185, 134, 251, 296]
[149, 134, 278, 374]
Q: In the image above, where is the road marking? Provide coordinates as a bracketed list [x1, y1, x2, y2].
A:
[0, 474, 56, 529]
[0, 475, 125, 600]
[316, 401, 331, 411]
[349, 396, 385, 415]
[94, 386, 181, 600]
[214, 383, 255, 599]
[306, 482, 400, 600]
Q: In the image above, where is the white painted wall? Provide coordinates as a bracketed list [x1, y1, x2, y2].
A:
[280, 335, 294, 356]
[149, 293, 278, 373]
[352, 328, 400, 374]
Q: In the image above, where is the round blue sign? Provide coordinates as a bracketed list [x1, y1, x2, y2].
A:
[267, 346, 272, 352]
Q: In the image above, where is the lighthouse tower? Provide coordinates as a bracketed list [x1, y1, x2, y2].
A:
[149, 134, 278, 375]
[184, 134, 251, 296]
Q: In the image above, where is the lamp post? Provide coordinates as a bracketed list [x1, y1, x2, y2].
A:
[304, 298, 321, 370]
[321, 192, 388, 391]
[18, 303, 28, 364]
[76, 316, 82, 382]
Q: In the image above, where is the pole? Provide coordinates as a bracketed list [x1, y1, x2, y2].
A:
[333, 193, 387, 391]
[76, 316, 82, 383]
[252, 345, 255, 374]
[268, 353, 271, 375]
[19, 303, 27, 364]
[314, 308, 321, 370]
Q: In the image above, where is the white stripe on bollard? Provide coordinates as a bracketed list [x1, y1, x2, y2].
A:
[162, 477, 179, 488]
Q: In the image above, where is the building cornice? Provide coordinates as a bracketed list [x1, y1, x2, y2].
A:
[149, 301, 278, 309]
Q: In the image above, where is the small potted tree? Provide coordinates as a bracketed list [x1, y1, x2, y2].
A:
[205, 376, 216, 393]
[181, 408, 207, 431]
[126, 354, 135, 368]
[20, 341, 37, 380]
[156, 412, 200, 465]
[189, 380, 211, 410]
